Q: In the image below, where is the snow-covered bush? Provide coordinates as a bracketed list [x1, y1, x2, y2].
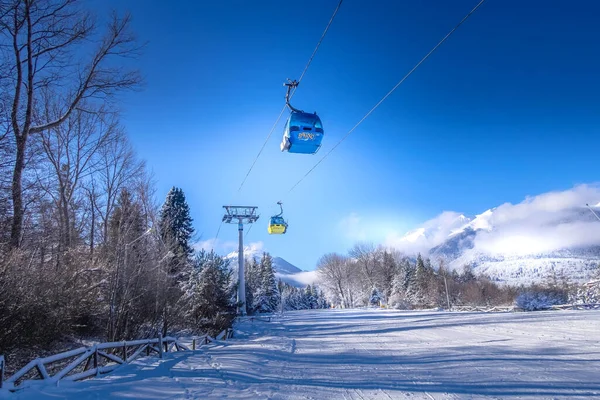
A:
[515, 288, 568, 311]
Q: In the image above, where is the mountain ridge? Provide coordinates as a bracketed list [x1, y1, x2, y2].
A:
[393, 191, 600, 285]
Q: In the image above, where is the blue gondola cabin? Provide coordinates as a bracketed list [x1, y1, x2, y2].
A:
[280, 111, 324, 155]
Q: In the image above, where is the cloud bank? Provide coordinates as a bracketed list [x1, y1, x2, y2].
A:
[386, 184, 600, 257]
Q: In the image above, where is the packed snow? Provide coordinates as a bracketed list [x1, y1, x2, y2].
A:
[9, 308, 600, 399]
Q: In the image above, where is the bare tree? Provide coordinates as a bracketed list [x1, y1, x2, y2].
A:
[349, 242, 379, 288]
[317, 253, 357, 308]
[93, 129, 144, 244]
[0, 0, 142, 248]
[38, 105, 118, 249]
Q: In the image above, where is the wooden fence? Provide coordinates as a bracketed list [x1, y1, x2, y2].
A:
[451, 305, 516, 312]
[549, 303, 600, 311]
[1, 328, 233, 393]
[452, 303, 600, 312]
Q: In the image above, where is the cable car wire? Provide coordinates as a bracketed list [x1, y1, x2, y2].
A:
[286, 0, 487, 196]
[217, 0, 343, 244]
[236, 0, 344, 195]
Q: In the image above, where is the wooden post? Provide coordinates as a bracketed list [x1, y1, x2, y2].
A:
[94, 347, 99, 376]
[123, 342, 127, 363]
[192, 338, 196, 351]
[146, 344, 150, 356]
[158, 334, 163, 359]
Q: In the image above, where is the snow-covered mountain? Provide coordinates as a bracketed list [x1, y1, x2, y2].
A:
[390, 185, 600, 285]
[224, 244, 317, 288]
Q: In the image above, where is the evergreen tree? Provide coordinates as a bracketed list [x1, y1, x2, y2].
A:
[381, 251, 397, 300]
[304, 284, 317, 309]
[315, 287, 329, 309]
[460, 264, 476, 283]
[183, 250, 235, 333]
[369, 287, 382, 306]
[415, 253, 426, 284]
[404, 259, 420, 306]
[253, 252, 279, 313]
[158, 187, 195, 274]
[245, 256, 260, 313]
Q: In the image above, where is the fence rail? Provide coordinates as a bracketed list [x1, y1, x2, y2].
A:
[549, 303, 600, 311]
[452, 303, 600, 312]
[451, 305, 516, 312]
[1, 328, 233, 393]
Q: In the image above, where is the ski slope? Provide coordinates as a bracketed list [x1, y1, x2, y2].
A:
[11, 309, 600, 399]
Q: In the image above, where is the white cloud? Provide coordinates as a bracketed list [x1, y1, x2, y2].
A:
[386, 183, 600, 257]
[338, 212, 367, 242]
[224, 241, 265, 259]
[193, 239, 267, 262]
[275, 270, 320, 287]
[385, 211, 468, 254]
[193, 238, 238, 254]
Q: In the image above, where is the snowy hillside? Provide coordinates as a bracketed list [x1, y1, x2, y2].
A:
[224, 244, 317, 288]
[389, 185, 600, 285]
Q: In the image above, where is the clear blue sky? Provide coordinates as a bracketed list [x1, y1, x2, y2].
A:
[93, 0, 600, 271]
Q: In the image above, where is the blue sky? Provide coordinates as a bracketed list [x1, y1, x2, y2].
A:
[93, 0, 600, 271]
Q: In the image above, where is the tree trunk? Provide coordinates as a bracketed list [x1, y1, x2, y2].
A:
[90, 191, 95, 256]
[10, 135, 26, 248]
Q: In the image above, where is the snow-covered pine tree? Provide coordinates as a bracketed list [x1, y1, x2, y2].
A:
[252, 252, 280, 313]
[315, 287, 329, 309]
[183, 250, 235, 333]
[402, 258, 420, 307]
[381, 250, 397, 302]
[304, 284, 317, 309]
[287, 286, 302, 310]
[245, 256, 260, 314]
[369, 287, 382, 306]
[264, 253, 280, 311]
[158, 187, 195, 276]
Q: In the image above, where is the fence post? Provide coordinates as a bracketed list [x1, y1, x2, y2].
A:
[158, 334, 163, 359]
[192, 338, 196, 351]
[0, 355, 5, 389]
[93, 347, 99, 376]
[123, 341, 127, 363]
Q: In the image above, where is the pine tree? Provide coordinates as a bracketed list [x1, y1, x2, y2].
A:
[315, 287, 329, 309]
[183, 250, 234, 333]
[304, 284, 317, 309]
[411, 254, 426, 306]
[245, 256, 260, 314]
[255, 252, 279, 313]
[369, 287, 382, 306]
[158, 187, 195, 274]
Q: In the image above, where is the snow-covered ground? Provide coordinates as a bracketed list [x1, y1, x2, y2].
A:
[9, 309, 600, 399]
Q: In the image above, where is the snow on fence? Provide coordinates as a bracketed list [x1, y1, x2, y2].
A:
[190, 328, 234, 350]
[549, 303, 600, 311]
[451, 303, 600, 312]
[451, 305, 516, 312]
[0, 329, 231, 393]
